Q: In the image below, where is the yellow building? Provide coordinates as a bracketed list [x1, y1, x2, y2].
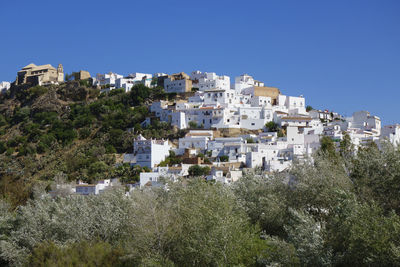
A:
[16, 63, 64, 85]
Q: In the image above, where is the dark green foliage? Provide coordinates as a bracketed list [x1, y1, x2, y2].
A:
[319, 136, 337, 158]
[50, 121, 77, 145]
[158, 150, 182, 166]
[28, 85, 48, 98]
[246, 137, 255, 143]
[306, 105, 313, 112]
[0, 114, 7, 127]
[12, 107, 30, 124]
[108, 88, 125, 96]
[219, 155, 229, 162]
[0, 141, 7, 154]
[265, 121, 279, 132]
[188, 165, 211, 177]
[188, 120, 198, 129]
[28, 241, 130, 267]
[78, 79, 90, 87]
[78, 127, 91, 139]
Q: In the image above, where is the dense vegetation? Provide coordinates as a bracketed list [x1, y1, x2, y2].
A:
[0, 136, 400, 265]
[1, 82, 400, 266]
[0, 82, 184, 208]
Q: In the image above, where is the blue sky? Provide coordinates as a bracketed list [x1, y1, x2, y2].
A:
[1, 0, 399, 123]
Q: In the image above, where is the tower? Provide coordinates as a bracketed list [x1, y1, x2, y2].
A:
[57, 64, 64, 82]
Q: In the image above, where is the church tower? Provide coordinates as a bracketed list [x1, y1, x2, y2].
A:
[57, 64, 64, 82]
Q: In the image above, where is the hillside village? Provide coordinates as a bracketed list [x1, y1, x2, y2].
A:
[1, 62, 399, 195]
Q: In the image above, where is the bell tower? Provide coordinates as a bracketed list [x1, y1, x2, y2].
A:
[57, 63, 64, 82]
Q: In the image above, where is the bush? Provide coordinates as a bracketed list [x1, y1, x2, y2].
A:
[12, 107, 31, 124]
[188, 121, 198, 129]
[6, 147, 14, 156]
[109, 88, 125, 96]
[265, 121, 279, 132]
[28, 85, 48, 98]
[219, 155, 229, 162]
[28, 241, 129, 266]
[79, 128, 91, 139]
[188, 165, 211, 177]
[246, 138, 255, 143]
[0, 141, 7, 154]
[0, 114, 7, 127]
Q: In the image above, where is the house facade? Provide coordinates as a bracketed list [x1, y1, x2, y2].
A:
[16, 63, 64, 85]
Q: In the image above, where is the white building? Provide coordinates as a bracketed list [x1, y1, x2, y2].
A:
[309, 109, 333, 122]
[164, 72, 192, 93]
[350, 111, 381, 136]
[191, 71, 230, 91]
[178, 130, 213, 153]
[75, 179, 118, 195]
[381, 125, 400, 146]
[0, 81, 10, 94]
[234, 74, 264, 93]
[140, 167, 171, 187]
[126, 72, 153, 87]
[93, 72, 123, 89]
[277, 95, 307, 115]
[133, 134, 171, 168]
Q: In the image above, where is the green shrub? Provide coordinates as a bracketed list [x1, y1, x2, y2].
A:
[79, 128, 91, 139]
[28, 85, 48, 98]
[265, 121, 279, 132]
[0, 141, 7, 154]
[219, 155, 229, 162]
[188, 121, 198, 129]
[188, 165, 211, 177]
[6, 147, 14, 156]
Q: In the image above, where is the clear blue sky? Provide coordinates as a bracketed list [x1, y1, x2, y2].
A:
[1, 0, 399, 124]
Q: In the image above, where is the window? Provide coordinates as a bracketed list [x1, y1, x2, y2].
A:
[251, 123, 255, 126]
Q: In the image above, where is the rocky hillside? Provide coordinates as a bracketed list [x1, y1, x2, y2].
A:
[0, 82, 183, 207]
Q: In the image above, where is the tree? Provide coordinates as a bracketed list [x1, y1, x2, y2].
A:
[350, 142, 400, 213]
[188, 165, 211, 177]
[265, 121, 279, 132]
[246, 138, 255, 143]
[319, 136, 337, 158]
[219, 155, 229, 162]
[306, 105, 313, 112]
[339, 132, 354, 160]
[165, 180, 265, 266]
[188, 121, 198, 129]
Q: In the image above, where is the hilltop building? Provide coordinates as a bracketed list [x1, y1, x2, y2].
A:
[164, 72, 192, 93]
[73, 70, 91, 80]
[15, 63, 64, 85]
